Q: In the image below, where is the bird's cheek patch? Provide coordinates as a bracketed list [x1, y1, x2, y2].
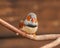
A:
[26, 16, 31, 21]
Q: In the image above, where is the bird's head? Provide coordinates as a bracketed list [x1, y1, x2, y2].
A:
[24, 12, 38, 27]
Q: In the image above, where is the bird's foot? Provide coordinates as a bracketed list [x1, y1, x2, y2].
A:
[33, 33, 36, 38]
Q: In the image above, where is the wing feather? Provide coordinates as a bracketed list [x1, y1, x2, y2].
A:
[19, 20, 24, 28]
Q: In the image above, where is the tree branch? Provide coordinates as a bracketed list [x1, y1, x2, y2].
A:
[0, 18, 60, 40]
[40, 37, 60, 48]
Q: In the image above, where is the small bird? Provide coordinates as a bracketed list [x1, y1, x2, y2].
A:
[16, 12, 38, 36]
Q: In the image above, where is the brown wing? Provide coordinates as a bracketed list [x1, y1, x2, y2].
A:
[19, 20, 25, 28]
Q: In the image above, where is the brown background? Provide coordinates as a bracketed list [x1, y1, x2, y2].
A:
[0, 0, 60, 48]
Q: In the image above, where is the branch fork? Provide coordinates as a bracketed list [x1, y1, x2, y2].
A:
[0, 18, 60, 48]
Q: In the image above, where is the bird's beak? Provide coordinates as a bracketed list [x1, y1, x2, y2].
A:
[32, 18, 35, 23]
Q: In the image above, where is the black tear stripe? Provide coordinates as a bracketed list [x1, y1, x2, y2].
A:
[26, 25, 37, 28]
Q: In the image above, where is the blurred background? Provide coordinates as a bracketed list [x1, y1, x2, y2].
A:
[0, 0, 60, 48]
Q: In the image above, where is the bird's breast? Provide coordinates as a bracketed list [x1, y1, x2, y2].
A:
[21, 26, 38, 34]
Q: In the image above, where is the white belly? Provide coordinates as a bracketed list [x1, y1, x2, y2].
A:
[21, 26, 38, 34]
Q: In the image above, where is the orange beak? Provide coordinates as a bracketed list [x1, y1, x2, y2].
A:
[32, 18, 35, 23]
[32, 18, 37, 23]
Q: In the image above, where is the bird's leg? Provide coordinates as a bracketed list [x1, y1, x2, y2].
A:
[33, 33, 36, 37]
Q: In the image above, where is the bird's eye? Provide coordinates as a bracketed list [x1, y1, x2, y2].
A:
[26, 16, 31, 21]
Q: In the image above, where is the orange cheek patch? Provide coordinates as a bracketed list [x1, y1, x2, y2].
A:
[26, 16, 31, 21]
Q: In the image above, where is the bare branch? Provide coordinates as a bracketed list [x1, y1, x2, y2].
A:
[0, 18, 60, 40]
[40, 37, 60, 48]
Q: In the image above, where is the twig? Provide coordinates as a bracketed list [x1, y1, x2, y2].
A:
[40, 37, 60, 48]
[0, 18, 60, 40]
